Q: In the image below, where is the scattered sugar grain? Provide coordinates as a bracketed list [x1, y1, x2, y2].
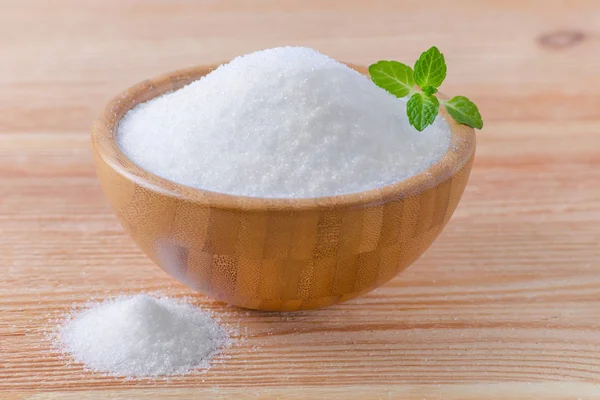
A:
[57, 294, 229, 378]
[118, 46, 451, 198]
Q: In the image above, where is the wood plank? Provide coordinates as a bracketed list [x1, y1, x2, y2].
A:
[16, 383, 600, 400]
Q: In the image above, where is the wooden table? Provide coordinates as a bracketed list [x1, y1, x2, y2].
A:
[2, 1, 600, 398]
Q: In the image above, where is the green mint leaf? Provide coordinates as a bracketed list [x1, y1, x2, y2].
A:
[368, 60, 415, 98]
[445, 96, 483, 129]
[422, 85, 438, 96]
[413, 46, 446, 89]
[406, 93, 439, 132]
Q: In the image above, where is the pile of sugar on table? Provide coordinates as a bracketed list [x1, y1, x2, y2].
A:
[56, 294, 228, 378]
[118, 46, 451, 198]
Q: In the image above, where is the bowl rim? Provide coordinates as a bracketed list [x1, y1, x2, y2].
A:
[91, 64, 475, 212]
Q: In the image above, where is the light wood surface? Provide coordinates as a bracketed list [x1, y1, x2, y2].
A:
[2, 0, 600, 398]
[92, 64, 474, 311]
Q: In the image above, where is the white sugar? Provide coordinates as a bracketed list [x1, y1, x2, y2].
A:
[58, 294, 228, 378]
[118, 47, 451, 198]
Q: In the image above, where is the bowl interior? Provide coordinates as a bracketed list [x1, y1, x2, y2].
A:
[91, 64, 475, 211]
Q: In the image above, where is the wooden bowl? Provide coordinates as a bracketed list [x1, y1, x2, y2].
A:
[91, 64, 475, 311]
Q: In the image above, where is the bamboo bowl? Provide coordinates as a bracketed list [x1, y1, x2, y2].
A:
[91, 64, 475, 311]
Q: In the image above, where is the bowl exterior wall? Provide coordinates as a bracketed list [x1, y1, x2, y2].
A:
[93, 152, 473, 311]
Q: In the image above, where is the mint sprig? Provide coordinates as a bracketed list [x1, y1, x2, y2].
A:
[369, 46, 483, 132]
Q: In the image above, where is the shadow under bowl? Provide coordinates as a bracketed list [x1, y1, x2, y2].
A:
[91, 64, 475, 311]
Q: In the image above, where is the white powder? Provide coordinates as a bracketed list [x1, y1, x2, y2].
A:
[118, 46, 451, 198]
[57, 294, 228, 378]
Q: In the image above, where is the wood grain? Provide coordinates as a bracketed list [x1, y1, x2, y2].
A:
[2, 0, 600, 398]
